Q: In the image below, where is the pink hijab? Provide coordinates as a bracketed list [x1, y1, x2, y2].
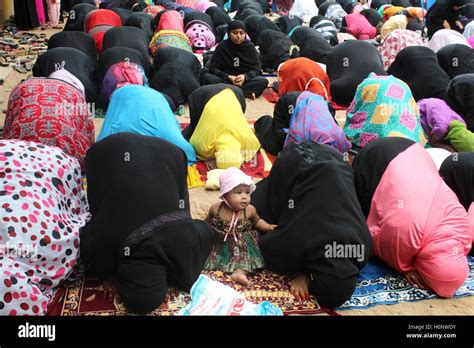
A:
[368, 143, 472, 298]
[380, 29, 424, 70]
[195, 0, 217, 12]
[156, 10, 184, 33]
[345, 13, 376, 40]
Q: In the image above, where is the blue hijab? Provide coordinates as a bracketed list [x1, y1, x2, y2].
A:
[97, 85, 197, 164]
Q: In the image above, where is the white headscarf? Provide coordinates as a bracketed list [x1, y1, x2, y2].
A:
[289, 0, 319, 23]
[426, 148, 452, 170]
[427, 29, 470, 53]
[49, 68, 86, 97]
[464, 21, 474, 40]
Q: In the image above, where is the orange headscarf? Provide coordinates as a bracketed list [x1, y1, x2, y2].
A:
[277, 57, 331, 101]
[383, 6, 405, 21]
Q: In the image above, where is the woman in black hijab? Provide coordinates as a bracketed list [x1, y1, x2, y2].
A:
[234, 0, 266, 17]
[152, 46, 202, 80]
[184, 11, 215, 31]
[150, 62, 201, 108]
[326, 40, 386, 107]
[360, 8, 383, 33]
[370, 0, 390, 9]
[352, 137, 416, 217]
[445, 73, 474, 131]
[257, 29, 292, 72]
[111, 7, 133, 24]
[102, 26, 150, 64]
[182, 84, 246, 139]
[290, 27, 332, 65]
[275, 15, 303, 35]
[387, 46, 450, 101]
[127, 0, 147, 11]
[254, 92, 302, 155]
[201, 21, 268, 98]
[392, 0, 412, 7]
[426, 0, 470, 38]
[33, 47, 99, 103]
[243, 15, 281, 43]
[251, 141, 372, 306]
[206, 6, 232, 28]
[13, 0, 40, 30]
[126, 12, 154, 39]
[80, 132, 214, 315]
[48, 31, 97, 60]
[64, 3, 96, 31]
[437, 44, 474, 78]
[440, 153, 474, 212]
[99, 47, 152, 81]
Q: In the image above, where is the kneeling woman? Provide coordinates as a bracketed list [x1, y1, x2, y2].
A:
[97, 85, 196, 165]
[186, 84, 261, 170]
[0, 140, 90, 315]
[252, 142, 372, 307]
[353, 137, 473, 297]
[4, 72, 95, 170]
[202, 20, 268, 99]
[80, 133, 214, 314]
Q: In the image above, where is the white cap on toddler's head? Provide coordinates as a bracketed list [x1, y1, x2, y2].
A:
[218, 167, 256, 199]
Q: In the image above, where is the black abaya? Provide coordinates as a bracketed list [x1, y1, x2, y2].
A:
[48, 31, 97, 60]
[254, 92, 302, 155]
[326, 40, 386, 106]
[290, 26, 332, 65]
[252, 141, 372, 308]
[150, 62, 201, 108]
[14, 0, 40, 30]
[80, 132, 214, 314]
[99, 47, 152, 81]
[33, 47, 99, 103]
[387, 46, 450, 101]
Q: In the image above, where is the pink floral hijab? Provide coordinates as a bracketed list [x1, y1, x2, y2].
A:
[379, 29, 424, 70]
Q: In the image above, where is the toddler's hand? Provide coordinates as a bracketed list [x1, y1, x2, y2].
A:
[267, 224, 278, 232]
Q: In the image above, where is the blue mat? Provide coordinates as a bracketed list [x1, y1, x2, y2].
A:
[338, 256, 474, 310]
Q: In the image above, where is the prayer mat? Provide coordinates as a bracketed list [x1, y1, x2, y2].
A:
[262, 86, 280, 104]
[46, 270, 338, 316]
[338, 256, 474, 310]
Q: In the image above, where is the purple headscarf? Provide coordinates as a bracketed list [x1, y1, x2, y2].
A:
[284, 91, 352, 153]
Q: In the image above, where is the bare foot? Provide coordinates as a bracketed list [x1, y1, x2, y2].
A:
[231, 269, 250, 286]
[290, 274, 310, 301]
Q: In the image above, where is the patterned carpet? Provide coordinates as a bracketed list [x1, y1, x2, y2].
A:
[46, 270, 337, 316]
[338, 256, 474, 310]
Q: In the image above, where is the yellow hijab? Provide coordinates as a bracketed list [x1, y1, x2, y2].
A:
[190, 88, 261, 169]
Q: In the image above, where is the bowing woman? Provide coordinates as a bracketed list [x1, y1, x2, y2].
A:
[202, 20, 268, 99]
[252, 142, 372, 307]
[80, 133, 214, 314]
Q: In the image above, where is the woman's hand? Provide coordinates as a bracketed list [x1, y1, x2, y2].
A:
[234, 74, 246, 87]
[405, 270, 427, 289]
[228, 75, 238, 85]
[290, 274, 310, 301]
[102, 277, 119, 301]
[204, 158, 217, 170]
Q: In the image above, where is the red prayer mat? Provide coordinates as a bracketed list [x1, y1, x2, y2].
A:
[46, 270, 338, 316]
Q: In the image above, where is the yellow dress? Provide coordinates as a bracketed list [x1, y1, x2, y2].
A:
[190, 88, 261, 169]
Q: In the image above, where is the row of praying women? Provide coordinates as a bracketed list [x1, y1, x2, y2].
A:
[1, 0, 474, 315]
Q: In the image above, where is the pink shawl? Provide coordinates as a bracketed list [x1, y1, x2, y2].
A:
[368, 143, 472, 298]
